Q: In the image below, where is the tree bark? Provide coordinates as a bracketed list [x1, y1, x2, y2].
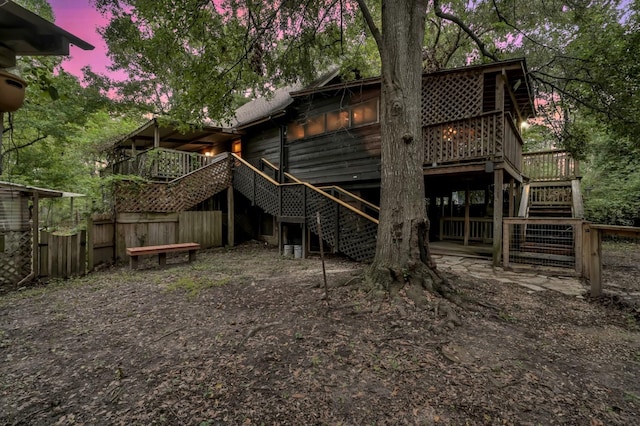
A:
[364, 0, 440, 301]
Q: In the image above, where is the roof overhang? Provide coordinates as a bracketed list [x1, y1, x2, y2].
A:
[0, 181, 66, 198]
[0, 1, 94, 59]
[114, 119, 239, 152]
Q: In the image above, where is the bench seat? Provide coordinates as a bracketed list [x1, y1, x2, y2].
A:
[126, 242, 201, 269]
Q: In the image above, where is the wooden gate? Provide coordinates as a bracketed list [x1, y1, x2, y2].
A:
[39, 231, 86, 279]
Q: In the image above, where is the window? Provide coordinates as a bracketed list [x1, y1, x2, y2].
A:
[232, 140, 242, 157]
[287, 122, 304, 141]
[305, 115, 325, 137]
[287, 99, 379, 142]
[326, 110, 349, 131]
[351, 99, 378, 126]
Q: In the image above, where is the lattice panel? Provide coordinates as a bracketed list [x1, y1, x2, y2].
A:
[281, 185, 305, 217]
[0, 231, 32, 287]
[178, 158, 232, 210]
[114, 182, 177, 213]
[233, 163, 255, 201]
[422, 72, 483, 125]
[115, 155, 232, 213]
[424, 113, 500, 165]
[337, 206, 377, 262]
[306, 189, 339, 247]
[254, 174, 279, 216]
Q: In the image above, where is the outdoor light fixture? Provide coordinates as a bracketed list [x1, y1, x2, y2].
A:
[0, 69, 26, 112]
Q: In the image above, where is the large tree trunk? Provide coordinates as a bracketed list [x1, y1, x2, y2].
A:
[368, 0, 441, 301]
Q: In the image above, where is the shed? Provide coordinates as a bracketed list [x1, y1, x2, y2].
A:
[0, 181, 62, 288]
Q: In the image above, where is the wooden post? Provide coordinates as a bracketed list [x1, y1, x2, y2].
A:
[227, 187, 235, 247]
[589, 227, 602, 298]
[508, 178, 515, 217]
[463, 186, 470, 246]
[87, 215, 94, 271]
[79, 230, 87, 275]
[32, 192, 39, 277]
[493, 169, 504, 266]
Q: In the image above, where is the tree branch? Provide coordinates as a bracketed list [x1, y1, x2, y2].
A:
[434, 0, 499, 62]
[355, 0, 382, 53]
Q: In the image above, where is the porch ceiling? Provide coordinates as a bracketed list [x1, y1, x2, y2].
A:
[114, 120, 239, 152]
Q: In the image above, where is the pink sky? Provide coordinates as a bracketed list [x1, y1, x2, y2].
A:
[48, 0, 120, 80]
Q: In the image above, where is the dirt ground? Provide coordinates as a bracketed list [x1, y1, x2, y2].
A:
[1, 242, 639, 425]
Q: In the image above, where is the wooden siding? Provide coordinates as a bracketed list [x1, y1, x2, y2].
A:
[243, 125, 280, 166]
[287, 123, 381, 185]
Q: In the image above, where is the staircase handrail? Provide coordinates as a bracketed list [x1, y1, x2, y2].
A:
[258, 157, 380, 216]
[232, 154, 379, 225]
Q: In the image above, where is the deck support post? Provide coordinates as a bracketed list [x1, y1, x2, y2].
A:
[508, 178, 515, 217]
[464, 185, 470, 246]
[227, 186, 235, 247]
[493, 168, 504, 266]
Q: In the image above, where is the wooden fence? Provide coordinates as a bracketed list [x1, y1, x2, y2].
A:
[115, 211, 223, 261]
[38, 231, 86, 279]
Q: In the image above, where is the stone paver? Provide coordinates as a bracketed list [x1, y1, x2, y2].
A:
[435, 255, 587, 297]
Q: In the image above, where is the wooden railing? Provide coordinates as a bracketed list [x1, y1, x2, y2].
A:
[439, 217, 493, 243]
[113, 148, 217, 180]
[232, 154, 379, 262]
[503, 115, 523, 172]
[522, 150, 580, 181]
[423, 111, 523, 173]
[257, 157, 381, 219]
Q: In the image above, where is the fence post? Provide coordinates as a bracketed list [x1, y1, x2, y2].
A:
[589, 227, 602, 298]
[87, 215, 94, 272]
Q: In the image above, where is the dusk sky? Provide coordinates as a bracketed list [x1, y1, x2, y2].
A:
[48, 0, 115, 79]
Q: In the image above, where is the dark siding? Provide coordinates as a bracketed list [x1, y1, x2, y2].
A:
[287, 123, 381, 185]
[242, 124, 280, 166]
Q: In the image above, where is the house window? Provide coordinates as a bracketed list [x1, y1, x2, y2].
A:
[287, 122, 304, 141]
[305, 115, 325, 137]
[351, 99, 378, 127]
[232, 140, 242, 157]
[287, 99, 379, 142]
[326, 110, 349, 131]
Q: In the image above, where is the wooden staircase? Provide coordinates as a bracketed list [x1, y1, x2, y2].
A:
[113, 152, 232, 213]
[232, 155, 379, 262]
[519, 179, 584, 219]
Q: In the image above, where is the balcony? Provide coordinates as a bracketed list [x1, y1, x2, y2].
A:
[113, 148, 218, 181]
[423, 111, 523, 174]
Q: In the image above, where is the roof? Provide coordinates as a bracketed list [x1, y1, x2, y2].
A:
[231, 69, 340, 129]
[113, 119, 238, 151]
[0, 181, 66, 198]
[291, 58, 535, 118]
[0, 1, 94, 56]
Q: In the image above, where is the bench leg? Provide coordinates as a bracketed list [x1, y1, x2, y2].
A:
[130, 256, 139, 270]
[188, 250, 197, 263]
[158, 253, 167, 267]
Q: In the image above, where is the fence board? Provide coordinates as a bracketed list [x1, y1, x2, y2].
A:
[179, 211, 223, 248]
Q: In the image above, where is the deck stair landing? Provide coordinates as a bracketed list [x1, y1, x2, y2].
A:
[232, 155, 378, 262]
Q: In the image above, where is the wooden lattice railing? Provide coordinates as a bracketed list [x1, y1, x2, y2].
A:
[522, 150, 580, 181]
[114, 153, 231, 213]
[113, 148, 217, 180]
[232, 154, 379, 262]
[257, 158, 381, 220]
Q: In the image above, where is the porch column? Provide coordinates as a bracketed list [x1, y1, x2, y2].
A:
[227, 186, 235, 247]
[493, 169, 503, 266]
[508, 178, 515, 217]
[153, 122, 160, 149]
[464, 185, 470, 246]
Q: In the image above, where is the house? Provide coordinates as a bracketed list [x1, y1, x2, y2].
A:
[109, 58, 583, 266]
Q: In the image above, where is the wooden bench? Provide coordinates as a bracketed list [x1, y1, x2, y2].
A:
[126, 243, 201, 270]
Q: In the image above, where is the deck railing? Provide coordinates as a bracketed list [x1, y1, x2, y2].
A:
[423, 111, 523, 173]
[522, 150, 580, 181]
[439, 217, 493, 243]
[113, 148, 216, 180]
